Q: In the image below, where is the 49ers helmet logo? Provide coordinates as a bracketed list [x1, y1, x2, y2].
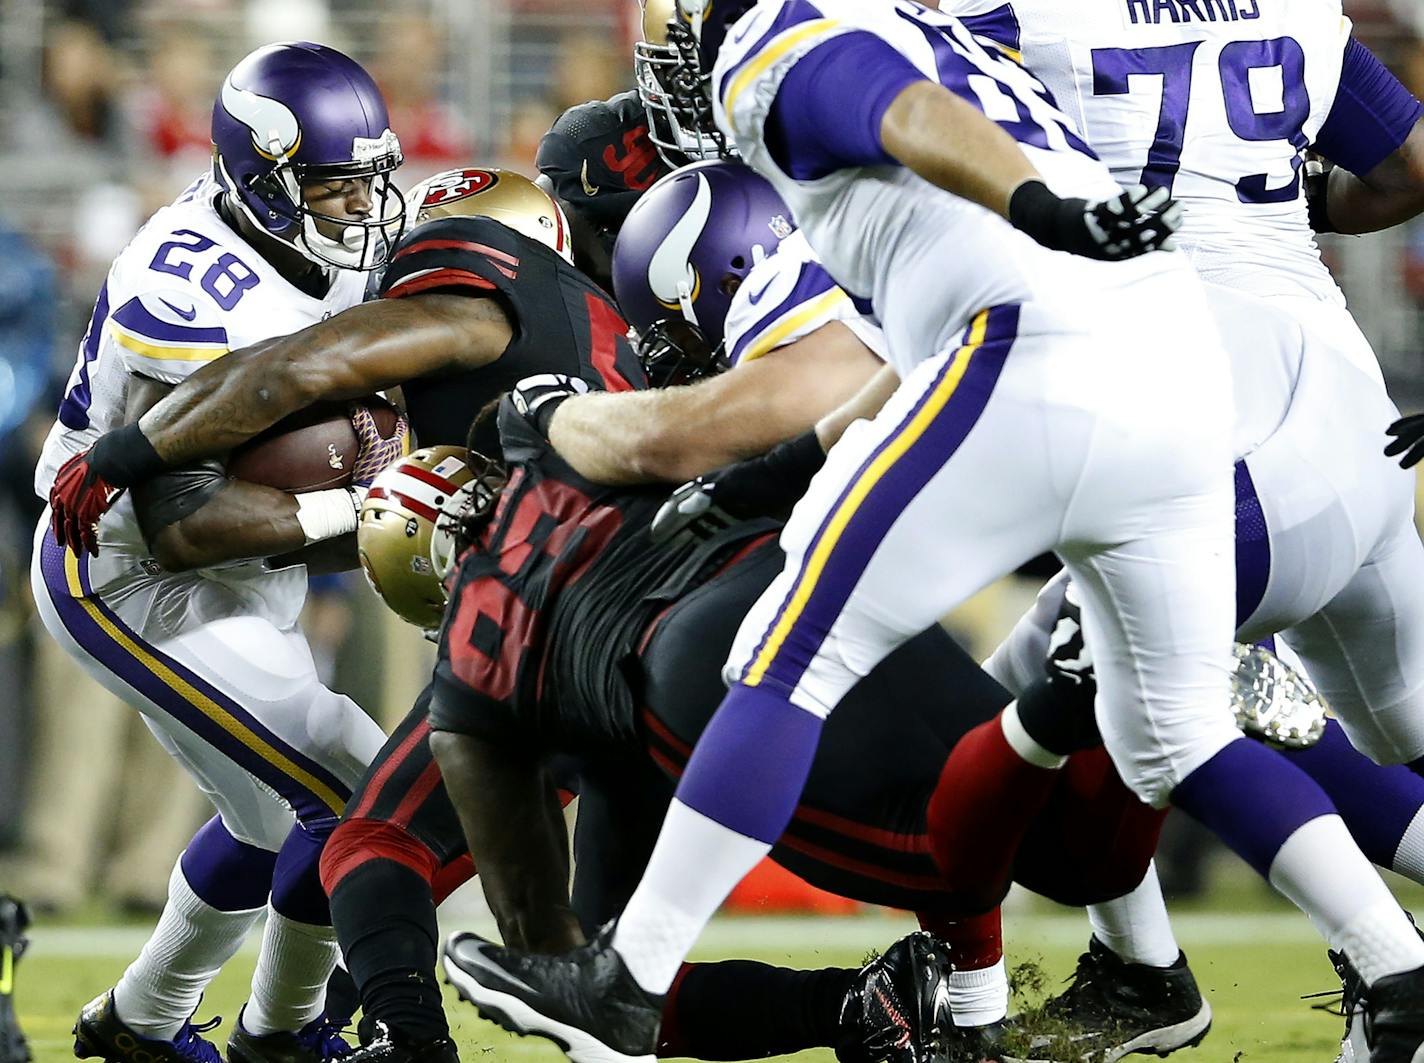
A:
[420, 168, 499, 208]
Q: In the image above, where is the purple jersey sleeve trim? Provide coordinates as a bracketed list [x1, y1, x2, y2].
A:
[1313, 38, 1423, 176]
[958, 4, 1023, 53]
[764, 31, 927, 181]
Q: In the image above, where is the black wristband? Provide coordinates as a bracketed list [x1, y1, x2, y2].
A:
[91, 421, 168, 488]
[764, 430, 827, 487]
[1007, 180, 1065, 240]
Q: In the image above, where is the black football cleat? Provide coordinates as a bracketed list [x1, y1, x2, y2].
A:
[837, 931, 996, 1063]
[227, 1007, 353, 1061]
[1011, 936, 1210, 1062]
[441, 926, 663, 1063]
[1317, 948, 1367, 1063]
[0, 897, 30, 1063]
[1361, 963, 1424, 1063]
[73, 990, 223, 1063]
[342, 1022, 458, 1063]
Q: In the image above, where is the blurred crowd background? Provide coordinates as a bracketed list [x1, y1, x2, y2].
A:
[1, 0, 1423, 916]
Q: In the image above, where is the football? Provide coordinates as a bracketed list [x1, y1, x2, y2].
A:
[227, 397, 403, 492]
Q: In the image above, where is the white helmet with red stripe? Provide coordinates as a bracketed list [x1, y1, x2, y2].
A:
[357, 445, 486, 629]
[405, 166, 574, 264]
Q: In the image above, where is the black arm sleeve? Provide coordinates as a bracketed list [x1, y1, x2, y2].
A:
[132, 460, 228, 544]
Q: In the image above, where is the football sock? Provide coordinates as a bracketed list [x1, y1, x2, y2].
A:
[948, 959, 1008, 1027]
[1392, 806, 1424, 885]
[616, 683, 823, 995]
[917, 910, 1007, 1026]
[178, 816, 277, 911]
[329, 859, 449, 1043]
[1174, 739, 1424, 986]
[1085, 864, 1180, 968]
[114, 857, 263, 1039]
[659, 961, 856, 1058]
[1283, 720, 1424, 872]
[925, 709, 1063, 911]
[271, 820, 333, 926]
[1271, 818, 1424, 985]
[243, 909, 339, 1036]
[918, 909, 1003, 972]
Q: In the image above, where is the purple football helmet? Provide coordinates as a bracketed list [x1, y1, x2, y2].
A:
[212, 42, 405, 271]
[612, 159, 794, 367]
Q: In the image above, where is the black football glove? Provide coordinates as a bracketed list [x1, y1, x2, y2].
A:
[1304, 157, 1336, 235]
[509, 374, 592, 438]
[1386, 413, 1424, 468]
[651, 430, 826, 544]
[1009, 180, 1182, 261]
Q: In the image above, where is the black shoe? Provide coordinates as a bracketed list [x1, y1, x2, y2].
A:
[343, 1022, 459, 1062]
[1314, 948, 1367, 1063]
[73, 991, 223, 1062]
[1363, 963, 1424, 1063]
[0, 897, 30, 1063]
[837, 931, 994, 1063]
[227, 1007, 353, 1061]
[441, 926, 663, 1063]
[1010, 937, 1210, 1062]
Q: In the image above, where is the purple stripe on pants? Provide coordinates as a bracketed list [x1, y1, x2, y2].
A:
[37, 531, 350, 825]
[744, 304, 1020, 697]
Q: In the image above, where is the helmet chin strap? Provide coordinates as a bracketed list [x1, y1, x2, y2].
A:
[677, 278, 700, 327]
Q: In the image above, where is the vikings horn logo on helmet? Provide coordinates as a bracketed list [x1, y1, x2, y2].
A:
[647, 172, 712, 320]
[220, 77, 301, 161]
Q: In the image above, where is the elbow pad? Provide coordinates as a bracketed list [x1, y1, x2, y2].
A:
[132, 460, 227, 543]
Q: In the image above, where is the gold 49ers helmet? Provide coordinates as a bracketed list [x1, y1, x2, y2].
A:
[406, 167, 575, 264]
[358, 446, 478, 629]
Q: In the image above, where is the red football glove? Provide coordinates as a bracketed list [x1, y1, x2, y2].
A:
[49, 449, 124, 556]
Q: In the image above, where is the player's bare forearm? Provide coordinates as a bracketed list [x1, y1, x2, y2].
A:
[815, 363, 901, 450]
[146, 479, 306, 572]
[136, 295, 510, 466]
[880, 81, 1040, 218]
[267, 531, 358, 574]
[429, 730, 584, 954]
[548, 322, 881, 485]
[1322, 122, 1424, 234]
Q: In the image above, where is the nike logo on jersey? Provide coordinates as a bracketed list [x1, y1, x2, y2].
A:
[1123, 0, 1259, 25]
[159, 297, 198, 321]
[745, 275, 776, 306]
[580, 160, 599, 198]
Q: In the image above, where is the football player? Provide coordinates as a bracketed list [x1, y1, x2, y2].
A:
[516, 154, 1424, 1060]
[934, 5, 1424, 1058]
[32, 42, 405, 1063]
[368, 405, 1183, 1063]
[436, 3, 1424, 1061]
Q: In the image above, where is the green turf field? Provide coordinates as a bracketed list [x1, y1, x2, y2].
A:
[13, 906, 1349, 1062]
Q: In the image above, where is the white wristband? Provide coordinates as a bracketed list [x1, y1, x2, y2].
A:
[295, 486, 365, 545]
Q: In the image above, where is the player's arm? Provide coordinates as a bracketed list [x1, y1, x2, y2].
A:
[1309, 41, 1424, 236]
[428, 729, 584, 954]
[544, 321, 881, 485]
[133, 295, 510, 467]
[124, 376, 305, 571]
[737, 31, 1178, 259]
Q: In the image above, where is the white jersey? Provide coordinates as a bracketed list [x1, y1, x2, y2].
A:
[36, 175, 366, 632]
[947, 0, 1350, 303]
[714, 0, 1175, 377]
[723, 232, 888, 368]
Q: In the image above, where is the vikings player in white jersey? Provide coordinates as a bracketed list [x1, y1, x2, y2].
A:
[32, 44, 405, 1063]
[927, 2, 1424, 1052]
[435, 3, 1424, 1061]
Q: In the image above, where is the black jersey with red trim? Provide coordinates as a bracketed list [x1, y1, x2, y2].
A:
[431, 397, 776, 756]
[377, 214, 647, 451]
